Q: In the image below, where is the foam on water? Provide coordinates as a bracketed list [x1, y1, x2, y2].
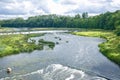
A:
[0, 64, 107, 80]
[65, 74, 74, 80]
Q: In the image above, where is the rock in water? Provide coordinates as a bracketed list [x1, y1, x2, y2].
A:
[59, 38, 61, 40]
[7, 67, 12, 73]
[66, 41, 69, 43]
[56, 42, 59, 44]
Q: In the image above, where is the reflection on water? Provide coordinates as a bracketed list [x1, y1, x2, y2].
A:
[0, 32, 120, 80]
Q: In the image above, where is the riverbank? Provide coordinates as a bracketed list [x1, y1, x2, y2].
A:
[0, 33, 55, 57]
[73, 31, 120, 66]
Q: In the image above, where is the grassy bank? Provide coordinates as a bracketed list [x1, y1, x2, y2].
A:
[0, 34, 55, 57]
[73, 31, 120, 66]
[0, 27, 14, 32]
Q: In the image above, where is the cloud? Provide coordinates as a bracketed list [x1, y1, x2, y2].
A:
[0, 0, 49, 19]
[0, 0, 13, 3]
[64, 0, 120, 15]
[60, 0, 77, 5]
[0, 0, 120, 19]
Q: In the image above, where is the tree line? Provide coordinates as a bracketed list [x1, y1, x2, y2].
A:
[0, 10, 120, 35]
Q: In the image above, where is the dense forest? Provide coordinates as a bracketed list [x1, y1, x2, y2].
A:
[0, 10, 120, 35]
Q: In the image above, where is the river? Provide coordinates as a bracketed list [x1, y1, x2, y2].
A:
[0, 31, 120, 80]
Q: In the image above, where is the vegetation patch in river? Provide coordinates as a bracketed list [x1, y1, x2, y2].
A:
[0, 34, 55, 57]
[38, 39, 55, 49]
[73, 31, 120, 66]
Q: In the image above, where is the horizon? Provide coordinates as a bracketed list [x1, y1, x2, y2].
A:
[0, 0, 120, 19]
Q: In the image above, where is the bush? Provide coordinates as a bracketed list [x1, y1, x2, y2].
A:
[115, 26, 120, 36]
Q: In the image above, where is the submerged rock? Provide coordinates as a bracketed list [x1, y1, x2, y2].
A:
[54, 37, 58, 39]
[59, 38, 61, 40]
[56, 42, 59, 44]
[66, 41, 69, 43]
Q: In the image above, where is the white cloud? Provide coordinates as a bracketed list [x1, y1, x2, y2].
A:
[110, 0, 120, 8]
[0, 0, 120, 19]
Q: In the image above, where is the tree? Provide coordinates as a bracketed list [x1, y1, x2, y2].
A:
[75, 14, 81, 19]
[0, 10, 120, 31]
[115, 25, 120, 36]
[82, 12, 88, 19]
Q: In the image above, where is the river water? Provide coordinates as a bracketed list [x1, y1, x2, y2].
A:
[0, 32, 120, 80]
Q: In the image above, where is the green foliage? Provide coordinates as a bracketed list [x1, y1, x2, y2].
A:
[0, 34, 55, 57]
[74, 14, 81, 19]
[82, 12, 88, 19]
[115, 25, 120, 36]
[38, 39, 55, 49]
[0, 10, 120, 32]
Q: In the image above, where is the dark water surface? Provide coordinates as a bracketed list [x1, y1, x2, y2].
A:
[0, 32, 120, 80]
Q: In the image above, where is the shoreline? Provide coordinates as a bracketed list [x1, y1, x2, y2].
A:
[0, 30, 68, 35]
[73, 31, 120, 66]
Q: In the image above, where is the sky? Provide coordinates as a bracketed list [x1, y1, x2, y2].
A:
[0, 0, 120, 19]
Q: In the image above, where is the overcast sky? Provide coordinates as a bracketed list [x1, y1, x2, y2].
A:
[0, 0, 120, 19]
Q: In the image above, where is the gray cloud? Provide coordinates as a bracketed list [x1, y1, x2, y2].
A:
[61, 0, 76, 5]
[107, 0, 113, 2]
[66, 0, 120, 14]
[38, 7, 50, 13]
[0, 0, 120, 19]
[0, 1, 25, 15]
[65, 7, 107, 15]
[0, 6, 26, 15]
[28, 0, 50, 13]
[0, 9, 26, 15]
[0, 0, 49, 15]
[89, 0, 113, 3]
[0, 0, 13, 3]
